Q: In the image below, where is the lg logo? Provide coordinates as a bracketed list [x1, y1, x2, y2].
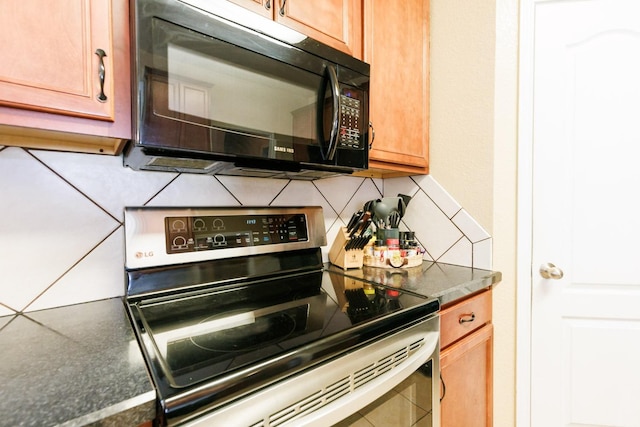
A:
[135, 251, 154, 258]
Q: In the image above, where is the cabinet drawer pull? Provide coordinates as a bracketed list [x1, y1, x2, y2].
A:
[95, 49, 108, 102]
[279, 0, 287, 16]
[264, 0, 271, 10]
[459, 312, 476, 324]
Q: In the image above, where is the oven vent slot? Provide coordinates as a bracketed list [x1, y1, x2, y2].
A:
[354, 345, 410, 389]
[264, 337, 426, 427]
[268, 376, 351, 426]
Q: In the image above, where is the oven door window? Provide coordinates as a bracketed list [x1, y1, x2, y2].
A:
[141, 18, 334, 164]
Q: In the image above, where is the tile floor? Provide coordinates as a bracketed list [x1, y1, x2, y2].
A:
[332, 370, 434, 427]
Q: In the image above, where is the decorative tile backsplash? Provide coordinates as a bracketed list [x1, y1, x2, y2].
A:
[0, 146, 491, 315]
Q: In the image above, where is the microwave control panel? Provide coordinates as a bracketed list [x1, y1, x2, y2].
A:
[165, 214, 309, 254]
[338, 90, 364, 150]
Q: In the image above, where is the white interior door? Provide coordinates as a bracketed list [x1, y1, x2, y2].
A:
[529, 1, 640, 426]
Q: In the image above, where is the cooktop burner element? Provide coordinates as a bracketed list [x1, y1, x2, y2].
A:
[124, 207, 439, 426]
[190, 311, 298, 353]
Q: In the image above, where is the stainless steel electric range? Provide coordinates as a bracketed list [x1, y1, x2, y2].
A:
[124, 206, 439, 426]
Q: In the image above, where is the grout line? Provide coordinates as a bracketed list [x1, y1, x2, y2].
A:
[269, 179, 293, 206]
[142, 173, 181, 207]
[20, 225, 122, 313]
[25, 150, 122, 223]
[213, 175, 243, 206]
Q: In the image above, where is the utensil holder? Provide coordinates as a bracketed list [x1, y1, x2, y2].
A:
[363, 252, 423, 269]
[329, 227, 364, 270]
[377, 227, 400, 242]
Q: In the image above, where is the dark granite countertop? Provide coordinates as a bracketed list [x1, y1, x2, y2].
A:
[0, 263, 498, 426]
[325, 261, 502, 306]
[0, 298, 155, 427]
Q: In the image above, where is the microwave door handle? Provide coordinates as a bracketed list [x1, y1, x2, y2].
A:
[325, 64, 341, 161]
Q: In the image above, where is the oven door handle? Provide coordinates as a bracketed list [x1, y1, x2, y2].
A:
[324, 64, 341, 161]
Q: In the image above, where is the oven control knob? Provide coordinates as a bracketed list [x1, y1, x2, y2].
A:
[193, 218, 206, 231]
[171, 219, 187, 232]
[213, 234, 226, 246]
[172, 236, 187, 249]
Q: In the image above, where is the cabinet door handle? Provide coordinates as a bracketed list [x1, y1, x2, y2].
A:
[459, 312, 476, 324]
[368, 121, 375, 149]
[95, 49, 108, 102]
[279, 0, 287, 16]
[264, 0, 271, 10]
[440, 372, 446, 402]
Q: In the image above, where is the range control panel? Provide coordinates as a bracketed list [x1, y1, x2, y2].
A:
[165, 213, 309, 254]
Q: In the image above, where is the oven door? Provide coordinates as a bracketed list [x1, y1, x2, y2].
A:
[129, 0, 369, 173]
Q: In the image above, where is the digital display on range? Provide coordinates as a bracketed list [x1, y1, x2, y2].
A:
[165, 214, 308, 254]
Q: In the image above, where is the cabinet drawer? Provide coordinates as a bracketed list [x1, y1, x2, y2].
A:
[440, 289, 492, 349]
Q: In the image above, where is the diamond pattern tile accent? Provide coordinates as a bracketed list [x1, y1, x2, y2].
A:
[402, 190, 464, 261]
[0, 304, 14, 317]
[26, 228, 125, 312]
[0, 146, 492, 313]
[439, 236, 473, 267]
[31, 150, 177, 222]
[271, 180, 338, 232]
[216, 176, 288, 206]
[314, 176, 365, 215]
[452, 209, 491, 243]
[338, 178, 383, 225]
[383, 176, 420, 200]
[413, 175, 462, 219]
[147, 174, 239, 206]
[0, 148, 119, 312]
[473, 238, 493, 270]
[0, 316, 11, 329]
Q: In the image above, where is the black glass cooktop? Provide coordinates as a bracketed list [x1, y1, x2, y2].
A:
[128, 269, 438, 399]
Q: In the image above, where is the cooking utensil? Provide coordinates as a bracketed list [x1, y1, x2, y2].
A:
[389, 211, 400, 228]
[365, 194, 412, 229]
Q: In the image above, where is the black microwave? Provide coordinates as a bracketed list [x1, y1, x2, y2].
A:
[125, 0, 370, 180]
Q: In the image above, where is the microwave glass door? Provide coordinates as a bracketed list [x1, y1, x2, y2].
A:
[143, 18, 334, 164]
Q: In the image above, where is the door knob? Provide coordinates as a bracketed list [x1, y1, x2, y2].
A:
[539, 262, 564, 280]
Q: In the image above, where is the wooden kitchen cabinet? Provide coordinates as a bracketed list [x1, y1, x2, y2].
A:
[360, 0, 430, 177]
[228, 0, 362, 59]
[439, 289, 493, 427]
[0, 0, 131, 154]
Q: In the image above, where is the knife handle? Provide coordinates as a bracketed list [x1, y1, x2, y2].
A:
[346, 210, 363, 233]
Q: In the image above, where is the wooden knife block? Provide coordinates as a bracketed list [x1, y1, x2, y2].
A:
[327, 268, 367, 311]
[329, 227, 364, 270]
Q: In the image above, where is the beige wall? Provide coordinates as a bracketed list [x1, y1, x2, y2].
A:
[429, 0, 496, 232]
[430, 0, 519, 426]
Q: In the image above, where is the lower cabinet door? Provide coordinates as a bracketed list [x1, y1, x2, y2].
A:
[440, 323, 493, 427]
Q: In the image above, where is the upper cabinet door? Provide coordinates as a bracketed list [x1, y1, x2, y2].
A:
[276, 0, 362, 58]
[229, 0, 362, 59]
[364, 0, 430, 175]
[227, 0, 272, 18]
[0, 0, 114, 121]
